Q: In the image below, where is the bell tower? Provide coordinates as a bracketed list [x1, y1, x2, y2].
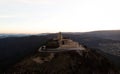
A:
[57, 32, 63, 41]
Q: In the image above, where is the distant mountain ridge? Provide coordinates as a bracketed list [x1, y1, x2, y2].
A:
[0, 33, 48, 38]
[1, 30, 120, 39]
[80, 30, 120, 41]
[0, 34, 30, 38]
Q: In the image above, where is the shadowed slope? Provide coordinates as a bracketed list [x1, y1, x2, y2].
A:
[6, 49, 118, 74]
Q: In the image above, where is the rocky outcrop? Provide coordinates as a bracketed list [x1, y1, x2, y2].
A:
[6, 47, 118, 74]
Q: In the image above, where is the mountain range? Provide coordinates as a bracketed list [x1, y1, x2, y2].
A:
[0, 30, 120, 73]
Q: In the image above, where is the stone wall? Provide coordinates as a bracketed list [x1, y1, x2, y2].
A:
[59, 39, 80, 48]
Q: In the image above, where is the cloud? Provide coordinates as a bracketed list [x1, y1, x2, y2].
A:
[19, 0, 53, 4]
[0, 0, 18, 4]
[0, 0, 120, 33]
[0, 14, 34, 19]
[0, 0, 69, 6]
[0, 15, 18, 18]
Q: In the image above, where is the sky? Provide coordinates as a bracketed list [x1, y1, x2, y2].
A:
[0, 0, 120, 34]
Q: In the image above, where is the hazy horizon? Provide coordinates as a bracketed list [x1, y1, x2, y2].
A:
[0, 0, 120, 34]
[0, 29, 120, 34]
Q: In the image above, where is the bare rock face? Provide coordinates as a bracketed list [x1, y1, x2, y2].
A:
[6, 48, 118, 74]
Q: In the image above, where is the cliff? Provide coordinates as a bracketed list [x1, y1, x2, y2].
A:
[6, 47, 118, 74]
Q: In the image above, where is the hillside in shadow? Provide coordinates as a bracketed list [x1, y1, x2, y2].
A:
[6, 49, 118, 74]
[0, 35, 47, 71]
